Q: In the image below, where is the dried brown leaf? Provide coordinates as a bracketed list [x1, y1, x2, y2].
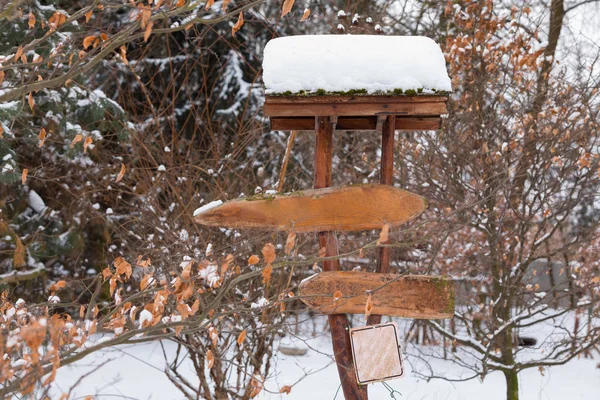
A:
[300, 8, 310, 22]
[318, 246, 326, 258]
[206, 349, 214, 368]
[140, 8, 152, 29]
[281, 0, 295, 17]
[13, 238, 26, 268]
[333, 290, 342, 302]
[284, 231, 296, 255]
[221, 254, 234, 275]
[15, 46, 23, 61]
[70, 134, 83, 148]
[85, 10, 93, 23]
[237, 329, 247, 345]
[205, 0, 215, 10]
[261, 243, 276, 264]
[48, 11, 67, 29]
[52, 280, 67, 290]
[191, 299, 200, 314]
[365, 293, 373, 319]
[83, 35, 96, 50]
[38, 128, 47, 147]
[279, 385, 292, 394]
[116, 163, 126, 182]
[120, 45, 128, 65]
[28, 92, 35, 111]
[222, 0, 231, 11]
[109, 277, 117, 296]
[140, 274, 155, 290]
[21, 169, 28, 185]
[249, 374, 264, 398]
[177, 302, 191, 320]
[136, 255, 151, 268]
[102, 267, 112, 281]
[83, 136, 93, 154]
[248, 254, 259, 265]
[232, 12, 244, 36]
[144, 21, 153, 42]
[28, 13, 36, 29]
[262, 264, 273, 285]
[114, 256, 132, 279]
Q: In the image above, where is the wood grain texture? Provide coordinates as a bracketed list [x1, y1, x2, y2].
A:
[266, 95, 448, 104]
[193, 184, 426, 233]
[314, 116, 368, 400]
[299, 272, 455, 319]
[264, 101, 447, 117]
[264, 95, 448, 118]
[270, 116, 442, 131]
[368, 116, 395, 326]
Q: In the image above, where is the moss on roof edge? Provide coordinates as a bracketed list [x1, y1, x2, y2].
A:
[265, 88, 451, 97]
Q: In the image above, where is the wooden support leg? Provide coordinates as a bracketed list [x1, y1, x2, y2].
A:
[367, 115, 396, 327]
[314, 116, 368, 400]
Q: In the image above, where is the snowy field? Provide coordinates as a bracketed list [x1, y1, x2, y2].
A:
[52, 316, 600, 400]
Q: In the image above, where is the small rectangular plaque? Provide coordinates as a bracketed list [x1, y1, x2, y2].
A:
[349, 322, 404, 385]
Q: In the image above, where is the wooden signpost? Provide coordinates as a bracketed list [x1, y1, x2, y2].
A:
[193, 184, 426, 232]
[195, 35, 453, 400]
[298, 272, 454, 319]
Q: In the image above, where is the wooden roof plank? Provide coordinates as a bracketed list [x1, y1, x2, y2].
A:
[270, 116, 442, 131]
[264, 100, 447, 117]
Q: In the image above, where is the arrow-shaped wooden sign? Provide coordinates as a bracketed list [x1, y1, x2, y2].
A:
[194, 184, 425, 233]
[298, 272, 454, 319]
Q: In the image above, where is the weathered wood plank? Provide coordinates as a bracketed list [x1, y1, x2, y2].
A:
[193, 184, 426, 233]
[264, 101, 447, 117]
[269, 116, 442, 131]
[314, 116, 367, 400]
[298, 272, 455, 319]
[368, 116, 395, 326]
[265, 95, 448, 104]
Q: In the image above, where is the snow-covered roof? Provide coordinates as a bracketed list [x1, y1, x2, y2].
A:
[263, 35, 452, 96]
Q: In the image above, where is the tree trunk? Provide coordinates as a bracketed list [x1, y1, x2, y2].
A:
[503, 369, 519, 400]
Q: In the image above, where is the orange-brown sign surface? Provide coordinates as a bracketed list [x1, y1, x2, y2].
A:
[298, 271, 454, 319]
[194, 184, 425, 233]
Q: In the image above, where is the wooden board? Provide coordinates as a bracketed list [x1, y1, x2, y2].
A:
[264, 95, 448, 118]
[194, 184, 426, 233]
[350, 323, 404, 385]
[313, 116, 367, 399]
[269, 116, 442, 131]
[368, 115, 395, 326]
[298, 272, 454, 319]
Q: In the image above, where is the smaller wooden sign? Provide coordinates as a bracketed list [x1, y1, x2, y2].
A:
[350, 322, 404, 385]
[298, 272, 454, 319]
[194, 184, 425, 233]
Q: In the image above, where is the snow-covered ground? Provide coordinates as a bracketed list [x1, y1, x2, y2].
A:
[52, 315, 599, 399]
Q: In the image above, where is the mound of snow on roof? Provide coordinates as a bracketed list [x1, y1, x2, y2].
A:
[263, 35, 452, 95]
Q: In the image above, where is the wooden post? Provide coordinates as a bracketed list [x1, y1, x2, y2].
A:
[367, 115, 396, 326]
[314, 116, 368, 400]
